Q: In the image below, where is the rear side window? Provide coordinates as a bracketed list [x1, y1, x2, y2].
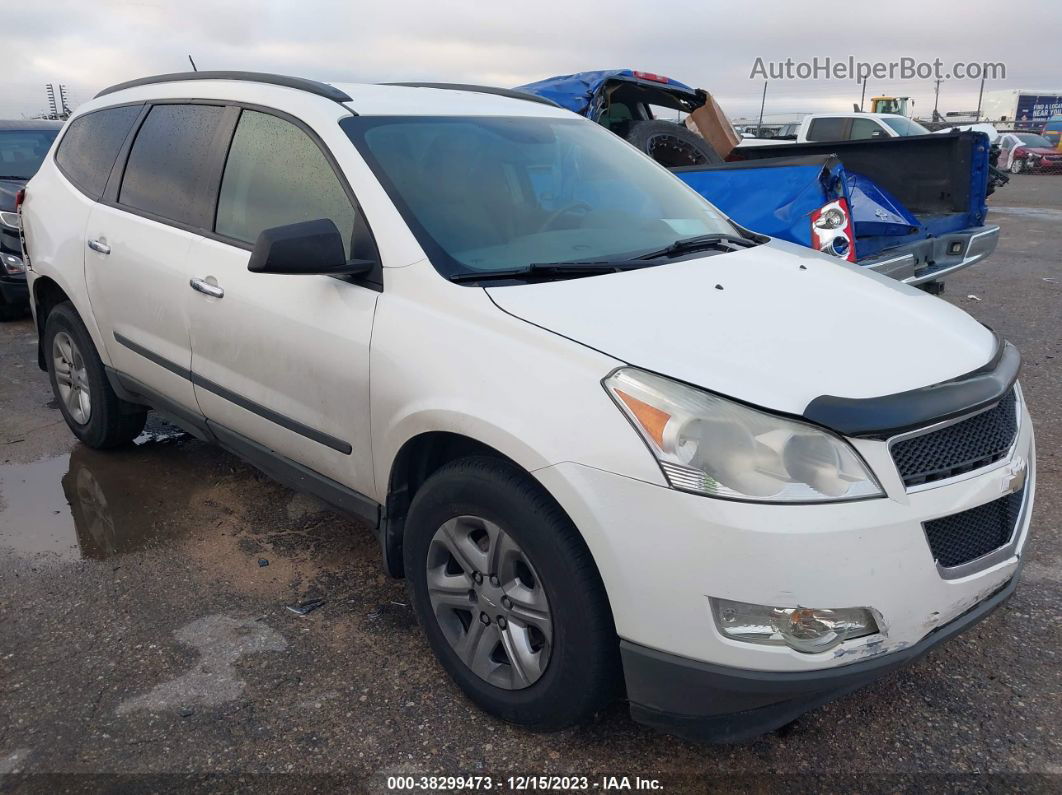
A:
[805, 117, 847, 142]
[215, 110, 357, 256]
[119, 104, 226, 227]
[54, 106, 141, 199]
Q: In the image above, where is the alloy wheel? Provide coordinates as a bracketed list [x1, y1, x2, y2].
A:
[53, 331, 91, 425]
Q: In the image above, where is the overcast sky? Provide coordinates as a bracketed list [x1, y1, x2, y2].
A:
[7, 0, 1060, 121]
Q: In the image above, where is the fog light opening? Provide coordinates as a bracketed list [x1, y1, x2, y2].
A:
[713, 598, 879, 654]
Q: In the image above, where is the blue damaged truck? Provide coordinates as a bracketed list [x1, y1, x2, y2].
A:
[516, 70, 1000, 292]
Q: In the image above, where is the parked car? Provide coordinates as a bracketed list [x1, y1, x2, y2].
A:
[0, 119, 62, 319]
[22, 72, 1035, 743]
[996, 131, 1062, 173]
[734, 112, 931, 146]
[518, 71, 1000, 292]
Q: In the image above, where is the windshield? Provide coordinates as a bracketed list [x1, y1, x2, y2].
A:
[0, 129, 59, 180]
[342, 116, 738, 278]
[1016, 133, 1052, 148]
[881, 117, 930, 136]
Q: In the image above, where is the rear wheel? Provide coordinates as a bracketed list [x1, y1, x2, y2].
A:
[404, 456, 620, 730]
[44, 302, 147, 448]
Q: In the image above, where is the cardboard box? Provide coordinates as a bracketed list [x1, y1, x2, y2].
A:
[685, 93, 741, 160]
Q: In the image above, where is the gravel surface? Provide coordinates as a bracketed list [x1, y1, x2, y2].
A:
[1, 174, 1059, 792]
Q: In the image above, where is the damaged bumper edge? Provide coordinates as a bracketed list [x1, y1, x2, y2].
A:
[861, 225, 999, 285]
[621, 569, 1020, 744]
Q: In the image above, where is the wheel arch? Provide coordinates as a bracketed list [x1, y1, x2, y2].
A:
[381, 429, 588, 583]
[32, 276, 74, 371]
[381, 431, 510, 577]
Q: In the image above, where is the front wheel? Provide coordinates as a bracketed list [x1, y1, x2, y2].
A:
[404, 457, 620, 730]
[1010, 158, 1024, 174]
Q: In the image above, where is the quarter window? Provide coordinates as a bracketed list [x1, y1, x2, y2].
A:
[119, 104, 227, 227]
[215, 110, 357, 256]
[54, 106, 141, 199]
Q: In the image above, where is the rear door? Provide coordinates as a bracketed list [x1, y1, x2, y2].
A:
[85, 102, 233, 412]
[848, 117, 890, 140]
[186, 107, 379, 494]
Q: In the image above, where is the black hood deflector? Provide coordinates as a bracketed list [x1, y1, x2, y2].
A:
[804, 331, 1020, 439]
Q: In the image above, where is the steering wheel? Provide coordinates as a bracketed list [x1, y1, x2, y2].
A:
[538, 201, 592, 232]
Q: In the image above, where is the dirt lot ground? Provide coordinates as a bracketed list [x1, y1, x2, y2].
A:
[1, 174, 1060, 792]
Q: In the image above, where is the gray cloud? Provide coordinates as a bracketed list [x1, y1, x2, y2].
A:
[7, 0, 1059, 121]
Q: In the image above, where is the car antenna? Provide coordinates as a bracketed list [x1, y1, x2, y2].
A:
[188, 55, 198, 72]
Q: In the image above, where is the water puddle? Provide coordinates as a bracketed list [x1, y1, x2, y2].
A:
[0, 422, 221, 562]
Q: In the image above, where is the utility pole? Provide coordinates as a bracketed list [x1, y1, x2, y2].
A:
[756, 80, 767, 136]
[859, 77, 867, 112]
[975, 74, 985, 121]
[932, 78, 942, 121]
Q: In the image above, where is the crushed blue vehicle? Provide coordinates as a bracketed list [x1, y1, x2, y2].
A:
[516, 71, 1000, 290]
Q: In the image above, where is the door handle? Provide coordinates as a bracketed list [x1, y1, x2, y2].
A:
[189, 277, 224, 299]
[87, 239, 110, 255]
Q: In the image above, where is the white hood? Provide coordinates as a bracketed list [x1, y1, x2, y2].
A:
[486, 241, 998, 416]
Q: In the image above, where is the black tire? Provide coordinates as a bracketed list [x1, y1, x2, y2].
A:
[404, 456, 620, 731]
[622, 119, 723, 167]
[44, 302, 147, 448]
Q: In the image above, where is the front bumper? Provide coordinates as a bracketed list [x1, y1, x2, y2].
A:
[534, 392, 1034, 739]
[0, 271, 28, 304]
[621, 572, 1017, 743]
[862, 225, 999, 285]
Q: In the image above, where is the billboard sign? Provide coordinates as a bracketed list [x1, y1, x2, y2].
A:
[1015, 93, 1062, 129]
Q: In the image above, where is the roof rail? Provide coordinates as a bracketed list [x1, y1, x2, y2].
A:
[383, 82, 561, 109]
[95, 71, 353, 103]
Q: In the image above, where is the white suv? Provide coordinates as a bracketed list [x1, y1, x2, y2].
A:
[20, 72, 1035, 743]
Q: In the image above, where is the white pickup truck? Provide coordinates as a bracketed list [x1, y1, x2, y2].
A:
[738, 112, 931, 146]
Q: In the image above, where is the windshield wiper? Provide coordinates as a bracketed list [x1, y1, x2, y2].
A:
[449, 260, 655, 284]
[636, 233, 758, 261]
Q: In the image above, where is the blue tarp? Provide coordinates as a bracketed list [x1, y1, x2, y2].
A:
[515, 70, 698, 117]
[674, 160, 848, 250]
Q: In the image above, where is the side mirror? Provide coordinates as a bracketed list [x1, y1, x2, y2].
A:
[247, 219, 374, 276]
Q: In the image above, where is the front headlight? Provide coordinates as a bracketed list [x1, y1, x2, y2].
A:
[604, 368, 882, 503]
[1, 252, 25, 275]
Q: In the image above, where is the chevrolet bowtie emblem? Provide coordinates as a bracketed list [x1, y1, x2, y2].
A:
[1002, 459, 1027, 495]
